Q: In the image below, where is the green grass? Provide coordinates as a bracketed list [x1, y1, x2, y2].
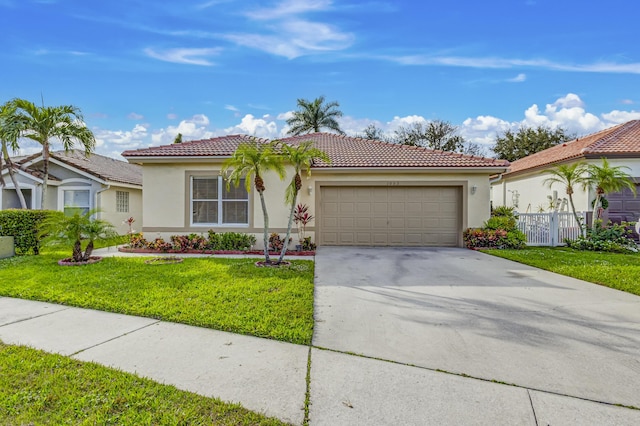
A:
[483, 247, 640, 296]
[0, 341, 287, 425]
[0, 252, 314, 345]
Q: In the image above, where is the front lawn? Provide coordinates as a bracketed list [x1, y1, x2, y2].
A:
[0, 342, 286, 425]
[484, 247, 640, 296]
[0, 253, 314, 345]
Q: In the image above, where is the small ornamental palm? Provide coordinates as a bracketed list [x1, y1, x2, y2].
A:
[222, 139, 285, 264]
[41, 209, 117, 262]
[587, 158, 637, 229]
[542, 162, 590, 232]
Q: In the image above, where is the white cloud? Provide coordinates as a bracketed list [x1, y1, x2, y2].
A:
[144, 47, 222, 66]
[127, 112, 144, 120]
[91, 124, 150, 156]
[167, 113, 178, 120]
[601, 110, 640, 124]
[246, 0, 332, 20]
[621, 99, 634, 105]
[225, 0, 352, 59]
[225, 105, 240, 112]
[224, 114, 279, 138]
[507, 73, 526, 83]
[379, 54, 640, 75]
[152, 114, 216, 145]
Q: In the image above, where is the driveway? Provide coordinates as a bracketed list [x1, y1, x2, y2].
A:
[313, 246, 640, 409]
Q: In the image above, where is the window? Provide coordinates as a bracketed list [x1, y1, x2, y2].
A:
[63, 189, 90, 215]
[191, 176, 248, 225]
[116, 191, 129, 213]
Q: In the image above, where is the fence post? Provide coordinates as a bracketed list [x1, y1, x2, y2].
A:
[550, 211, 558, 246]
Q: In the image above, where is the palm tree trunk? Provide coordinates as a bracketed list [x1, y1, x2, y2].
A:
[592, 194, 602, 231]
[41, 143, 49, 210]
[567, 194, 582, 234]
[258, 190, 270, 264]
[84, 240, 94, 261]
[1, 146, 28, 208]
[278, 190, 299, 264]
[72, 240, 83, 262]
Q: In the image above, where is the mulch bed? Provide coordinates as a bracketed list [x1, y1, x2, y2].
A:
[58, 256, 103, 266]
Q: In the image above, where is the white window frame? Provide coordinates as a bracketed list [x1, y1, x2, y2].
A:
[190, 176, 248, 227]
[59, 186, 92, 215]
[0, 182, 37, 210]
[116, 190, 129, 213]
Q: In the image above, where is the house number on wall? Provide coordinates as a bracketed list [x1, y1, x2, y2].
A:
[387, 181, 400, 186]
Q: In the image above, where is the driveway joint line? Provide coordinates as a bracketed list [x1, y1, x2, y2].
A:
[527, 390, 539, 426]
[0, 306, 71, 329]
[310, 345, 640, 411]
[69, 320, 161, 357]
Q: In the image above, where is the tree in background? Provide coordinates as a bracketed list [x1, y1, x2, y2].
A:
[361, 124, 390, 142]
[587, 158, 637, 229]
[272, 140, 330, 264]
[393, 120, 465, 152]
[173, 133, 183, 144]
[10, 98, 96, 209]
[493, 125, 574, 162]
[286, 96, 344, 135]
[0, 101, 28, 208]
[222, 139, 285, 264]
[542, 162, 590, 231]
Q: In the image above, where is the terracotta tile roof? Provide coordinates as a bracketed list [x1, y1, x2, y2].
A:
[18, 150, 142, 186]
[122, 135, 268, 158]
[122, 133, 508, 169]
[281, 133, 508, 168]
[506, 120, 640, 176]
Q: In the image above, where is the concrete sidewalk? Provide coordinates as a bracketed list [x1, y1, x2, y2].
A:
[1, 297, 638, 425]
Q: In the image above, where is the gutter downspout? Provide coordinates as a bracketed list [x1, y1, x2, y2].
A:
[489, 173, 504, 208]
[94, 184, 110, 219]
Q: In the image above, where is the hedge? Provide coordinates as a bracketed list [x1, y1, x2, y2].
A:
[0, 210, 63, 254]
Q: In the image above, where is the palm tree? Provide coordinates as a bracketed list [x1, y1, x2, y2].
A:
[273, 140, 330, 264]
[587, 158, 637, 229]
[542, 162, 590, 231]
[0, 102, 28, 208]
[41, 208, 117, 262]
[10, 98, 96, 209]
[222, 139, 285, 264]
[286, 96, 344, 135]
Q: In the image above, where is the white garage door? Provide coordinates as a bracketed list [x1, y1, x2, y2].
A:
[319, 186, 461, 246]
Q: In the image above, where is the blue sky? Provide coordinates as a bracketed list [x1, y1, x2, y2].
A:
[1, 0, 639, 158]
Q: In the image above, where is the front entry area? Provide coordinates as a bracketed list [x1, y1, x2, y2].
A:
[318, 185, 461, 246]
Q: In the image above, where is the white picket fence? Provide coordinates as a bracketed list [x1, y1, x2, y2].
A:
[517, 212, 584, 246]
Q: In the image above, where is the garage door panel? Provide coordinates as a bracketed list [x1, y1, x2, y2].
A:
[320, 186, 461, 246]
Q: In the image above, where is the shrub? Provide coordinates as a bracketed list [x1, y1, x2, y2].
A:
[300, 236, 316, 251]
[463, 206, 526, 249]
[492, 206, 518, 218]
[463, 228, 526, 249]
[566, 220, 637, 253]
[171, 233, 208, 251]
[0, 209, 63, 254]
[207, 231, 256, 251]
[269, 233, 284, 252]
[484, 216, 517, 231]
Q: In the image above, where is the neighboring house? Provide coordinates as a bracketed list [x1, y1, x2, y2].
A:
[0, 150, 143, 234]
[122, 133, 508, 248]
[491, 120, 640, 224]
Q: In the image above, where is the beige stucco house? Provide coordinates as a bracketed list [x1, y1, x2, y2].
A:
[123, 133, 507, 248]
[1, 150, 143, 234]
[491, 120, 640, 224]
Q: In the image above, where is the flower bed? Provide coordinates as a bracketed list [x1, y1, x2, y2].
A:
[118, 247, 315, 256]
